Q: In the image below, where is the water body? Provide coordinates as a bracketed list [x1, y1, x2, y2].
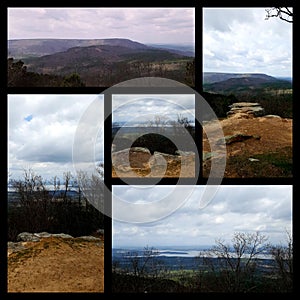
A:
[7, 187, 81, 204]
[112, 247, 274, 272]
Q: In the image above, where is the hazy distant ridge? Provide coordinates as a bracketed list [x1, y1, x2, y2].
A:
[8, 38, 194, 59]
[203, 72, 288, 84]
[202, 72, 292, 94]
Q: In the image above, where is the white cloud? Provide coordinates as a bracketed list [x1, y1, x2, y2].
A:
[203, 7, 292, 77]
[112, 185, 292, 247]
[8, 8, 195, 44]
[112, 94, 195, 124]
[8, 94, 103, 181]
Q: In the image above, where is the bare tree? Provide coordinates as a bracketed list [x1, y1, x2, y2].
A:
[62, 171, 72, 202]
[269, 229, 293, 291]
[198, 231, 269, 292]
[153, 115, 168, 133]
[50, 175, 60, 201]
[118, 246, 168, 292]
[176, 113, 194, 135]
[10, 168, 52, 233]
[265, 7, 293, 23]
[185, 58, 195, 86]
[75, 170, 104, 214]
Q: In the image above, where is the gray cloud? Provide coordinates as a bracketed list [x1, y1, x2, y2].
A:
[112, 94, 195, 124]
[112, 185, 292, 247]
[203, 7, 292, 77]
[8, 94, 103, 181]
[8, 8, 195, 44]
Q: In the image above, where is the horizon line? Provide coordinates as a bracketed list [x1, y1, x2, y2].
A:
[8, 37, 195, 44]
[203, 71, 292, 78]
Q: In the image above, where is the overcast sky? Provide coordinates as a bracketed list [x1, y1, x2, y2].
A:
[112, 94, 195, 124]
[203, 7, 293, 77]
[8, 94, 104, 181]
[112, 185, 292, 248]
[8, 7, 195, 45]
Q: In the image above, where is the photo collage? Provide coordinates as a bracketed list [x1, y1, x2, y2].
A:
[4, 4, 294, 295]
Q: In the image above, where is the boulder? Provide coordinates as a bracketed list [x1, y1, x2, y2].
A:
[112, 147, 151, 172]
[16, 232, 74, 242]
[17, 232, 40, 242]
[227, 102, 265, 118]
[112, 147, 195, 175]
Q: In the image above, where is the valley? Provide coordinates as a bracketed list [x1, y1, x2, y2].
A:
[7, 38, 195, 87]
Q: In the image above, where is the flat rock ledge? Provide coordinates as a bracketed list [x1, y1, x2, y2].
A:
[227, 102, 265, 118]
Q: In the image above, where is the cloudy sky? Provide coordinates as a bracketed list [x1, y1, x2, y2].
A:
[8, 7, 195, 45]
[112, 94, 195, 125]
[112, 185, 292, 248]
[8, 94, 104, 181]
[203, 7, 293, 77]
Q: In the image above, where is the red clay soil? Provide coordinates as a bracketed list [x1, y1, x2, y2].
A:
[203, 115, 293, 178]
[8, 236, 104, 293]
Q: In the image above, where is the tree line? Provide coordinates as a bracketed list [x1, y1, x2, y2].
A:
[112, 231, 293, 293]
[201, 90, 292, 119]
[7, 57, 195, 87]
[8, 58, 85, 87]
[8, 168, 104, 241]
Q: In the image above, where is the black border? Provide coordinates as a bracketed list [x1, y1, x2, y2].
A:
[2, 1, 297, 297]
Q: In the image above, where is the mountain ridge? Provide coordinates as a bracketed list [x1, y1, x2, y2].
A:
[203, 72, 290, 84]
[7, 38, 195, 87]
[8, 38, 194, 59]
[22, 44, 190, 75]
[203, 72, 292, 94]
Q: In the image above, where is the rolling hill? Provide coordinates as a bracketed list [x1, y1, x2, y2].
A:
[8, 38, 150, 59]
[203, 72, 292, 94]
[8, 38, 194, 87]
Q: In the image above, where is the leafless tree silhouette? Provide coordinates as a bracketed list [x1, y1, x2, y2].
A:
[265, 7, 293, 23]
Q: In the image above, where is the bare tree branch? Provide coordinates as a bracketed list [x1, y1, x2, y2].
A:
[265, 7, 293, 23]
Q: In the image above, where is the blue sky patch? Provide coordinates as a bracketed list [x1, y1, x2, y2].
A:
[24, 114, 33, 122]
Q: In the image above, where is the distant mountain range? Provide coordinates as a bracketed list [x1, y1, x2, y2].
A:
[8, 38, 194, 86]
[203, 72, 292, 94]
[8, 38, 194, 59]
[146, 43, 195, 57]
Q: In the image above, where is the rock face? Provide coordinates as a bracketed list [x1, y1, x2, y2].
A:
[131, 133, 179, 155]
[17, 232, 73, 242]
[227, 102, 265, 118]
[112, 147, 195, 177]
[16, 231, 102, 242]
[112, 147, 152, 172]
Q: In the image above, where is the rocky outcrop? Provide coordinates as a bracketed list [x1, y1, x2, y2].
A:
[17, 232, 73, 242]
[112, 147, 152, 172]
[202, 109, 292, 178]
[131, 133, 178, 155]
[227, 102, 265, 118]
[8, 231, 104, 256]
[112, 147, 195, 177]
[216, 133, 261, 145]
[112, 147, 195, 173]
